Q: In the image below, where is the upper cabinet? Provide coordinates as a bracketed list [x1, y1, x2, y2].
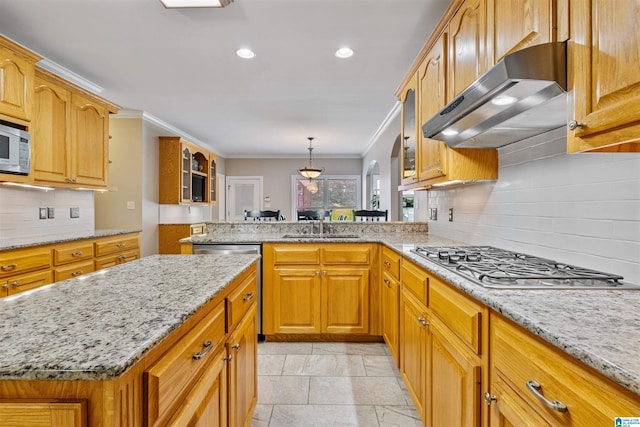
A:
[0, 36, 39, 124]
[448, 0, 486, 100]
[159, 136, 217, 205]
[485, 0, 553, 66]
[568, 0, 640, 152]
[31, 69, 117, 188]
[400, 76, 418, 186]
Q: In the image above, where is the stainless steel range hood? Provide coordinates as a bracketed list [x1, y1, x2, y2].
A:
[422, 42, 567, 148]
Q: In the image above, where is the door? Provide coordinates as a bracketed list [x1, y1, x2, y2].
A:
[226, 176, 263, 221]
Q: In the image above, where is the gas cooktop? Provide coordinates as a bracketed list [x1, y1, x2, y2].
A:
[410, 246, 640, 290]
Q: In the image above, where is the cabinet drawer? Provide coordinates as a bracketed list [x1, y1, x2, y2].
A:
[53, 242, 94, 265]
[145, 302, 226, 427]
[272, 245, 320, 265]
[401, 259, 428, 305]
[0, 248, 52, 278]
[54, 260, 95, 282]
[227, 270, 257, 331]
[429, 276, 482, 354]
[5, 270, 53, 295]
[94, 235, 139, 257]
[94, 249, 139, 270]
[0, 399, 87, 427]
[382, 246, 401, 280]
[322, 245, 371, 265]
[491, 314, 640, 425]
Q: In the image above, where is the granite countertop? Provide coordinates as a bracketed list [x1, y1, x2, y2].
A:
[0, 254, 259, 381]
[0, 229, 142, 251]
[189, 230, 640, 396]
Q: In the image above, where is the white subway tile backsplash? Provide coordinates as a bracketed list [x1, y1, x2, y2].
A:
[428, 132, 640, 285]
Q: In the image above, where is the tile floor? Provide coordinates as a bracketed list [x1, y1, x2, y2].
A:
[250, 342, 422, 427]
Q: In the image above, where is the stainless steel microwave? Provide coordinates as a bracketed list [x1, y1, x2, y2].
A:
[0, 123, 30, 175]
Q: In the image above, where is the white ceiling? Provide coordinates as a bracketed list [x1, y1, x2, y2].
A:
[0, 0, 450, 157]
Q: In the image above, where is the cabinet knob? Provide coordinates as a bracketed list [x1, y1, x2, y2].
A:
[568, 120, 584, 131]
[72, 271, 84, 277]
[2, 283, 8, 290]
[232, 343, 241, 352]
[417, 317, 429, 327]
[483, 392, 497, 406]
[225, 354, 234, 363]
[383, 261, 391, 267]
[436, 168, 443, 174]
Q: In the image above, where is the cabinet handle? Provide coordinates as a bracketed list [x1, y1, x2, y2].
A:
[483, 392, 497, 406]
[117, 243, 126, 248]
[417, 317, 429, 327]
[11, 281, 20, 288]
[526, 380, 567, 413]
[1, 263, 18, 271]
[568, 120, 584, 131]
[383, 261, 391, 267]
[383, 278, 391, 286]
[72, 271, 84, 277]
[72, 251, 83, 257]
[192, 340, 213, 360]
[315, 271, 320, 276]
[243, 292, 254, 302]
[323, 271, 327, 276]
[232, 343, 241, 352]
[2, 283, 8, 290]
[66, 177, 76, 183]
[225, 354, 234, 363]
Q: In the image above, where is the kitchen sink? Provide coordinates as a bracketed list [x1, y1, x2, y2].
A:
[281, 234, 361, 239]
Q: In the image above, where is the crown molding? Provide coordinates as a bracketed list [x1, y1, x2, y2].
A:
[37, 58, 103, 94]
[361, 101, 401, 156]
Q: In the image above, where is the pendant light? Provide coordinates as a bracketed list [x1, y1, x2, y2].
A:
[298, 137, 324, 180]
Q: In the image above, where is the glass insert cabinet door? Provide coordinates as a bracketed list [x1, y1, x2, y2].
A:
[401, 78, 417, 185]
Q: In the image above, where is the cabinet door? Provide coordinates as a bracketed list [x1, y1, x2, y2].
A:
[0, 400, 86, 427]
[400, 292, 428, 422]
[418, 32, 448, 182]
[209, 153, 217, 204]
[400, 75, 418, 185]
[321, 268, 369, 334]
[486, 0, 552, 65]
[70, 93, 108, 186]
[272, 268, 321, 333]
[448, 0, 486, 100]
[32, 74, 71, 183]
[381, 273, 400, 366]
[429, 324, 482, 427]
[568, 0, 640, 152]
[0, 45, 34, 121]
[6, 270, 53, 296]
[227, 305, 258, 427]
[488, 381, 552, 427]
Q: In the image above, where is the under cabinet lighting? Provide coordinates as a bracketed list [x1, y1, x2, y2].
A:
[2, 182, 54, 191]
[160, 0, 233, 8]
[441, 129, 458, 136]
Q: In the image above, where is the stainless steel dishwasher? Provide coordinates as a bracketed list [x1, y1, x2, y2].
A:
[192, 243, 263, 340]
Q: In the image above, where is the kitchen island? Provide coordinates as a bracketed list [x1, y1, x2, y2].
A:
[0, 254, 260, 426]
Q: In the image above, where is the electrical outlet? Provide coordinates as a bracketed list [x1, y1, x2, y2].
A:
[448, 208, 453, 222]
[429, 208, 438, 221]
[47, 207, 55, 219]
[70, 207, 80, 218]
[39, 208, 47, 219]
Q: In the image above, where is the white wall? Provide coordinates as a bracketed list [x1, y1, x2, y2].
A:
[226, 157, 361, 220]
[0, 187, 94, 240]
[427, 128, 640, 284]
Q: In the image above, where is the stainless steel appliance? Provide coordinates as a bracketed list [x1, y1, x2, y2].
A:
[410, 245, 640, 290]
[0, 122, 30, 175]
[193, 243, 264, 338]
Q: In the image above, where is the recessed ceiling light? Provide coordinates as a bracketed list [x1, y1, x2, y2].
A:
[160, 0, 232, 8]
[335, 47, 354, 59]
[236, 48, 256, 59]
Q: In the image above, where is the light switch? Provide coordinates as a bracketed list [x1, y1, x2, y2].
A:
[70, 207, 80, 218]
[47, 207, 55, 219]
[126, 201, 136, 210]
[39, 208, 47, 220]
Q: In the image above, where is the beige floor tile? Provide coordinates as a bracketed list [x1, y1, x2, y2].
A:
[309, 376, 407, 405]
[363, 355, 401, 377]
[269, 404, 380, 426]
[282, 354, 366, 377]
[258, 376, 310, 404]
[259, 342, 313, 355]
[375, 405, 423, 426]
[258, 354, 286, 375]
[250, 404, 273, 427]
[312, 342, 390, 356]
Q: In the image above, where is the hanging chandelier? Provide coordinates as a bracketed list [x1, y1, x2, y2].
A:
[298, 137, 324, 180]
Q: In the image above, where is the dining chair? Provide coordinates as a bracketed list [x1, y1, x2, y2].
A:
[244, 210, 281, 221]
[354, 209, 388, 221]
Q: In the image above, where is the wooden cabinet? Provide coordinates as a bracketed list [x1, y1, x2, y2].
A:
[567, 0, 640, 153]
[94, 233, 140, 269]
[0, 400, 86, 427]
[381, 247, 401, 366]
[400, 75, 418, 185]
[159, 136, 217, 205]
[489, 312, 640, 426]
[0, 247, 52, 296]
[53, 241, 94, 282]
[485, 0, 553, 66]
[31, 69, 117, 187]
[448, 0, 487, 100]
[263, 243, 374, 336]
[0, 35, 38, 123]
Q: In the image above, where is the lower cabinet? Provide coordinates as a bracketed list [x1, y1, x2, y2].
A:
[0, 400, 86, 427]
[400, 290, 428, 421]
[263, 243, 374, 336]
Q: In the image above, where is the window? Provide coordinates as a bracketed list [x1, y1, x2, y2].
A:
[292, 175, 361, 215]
